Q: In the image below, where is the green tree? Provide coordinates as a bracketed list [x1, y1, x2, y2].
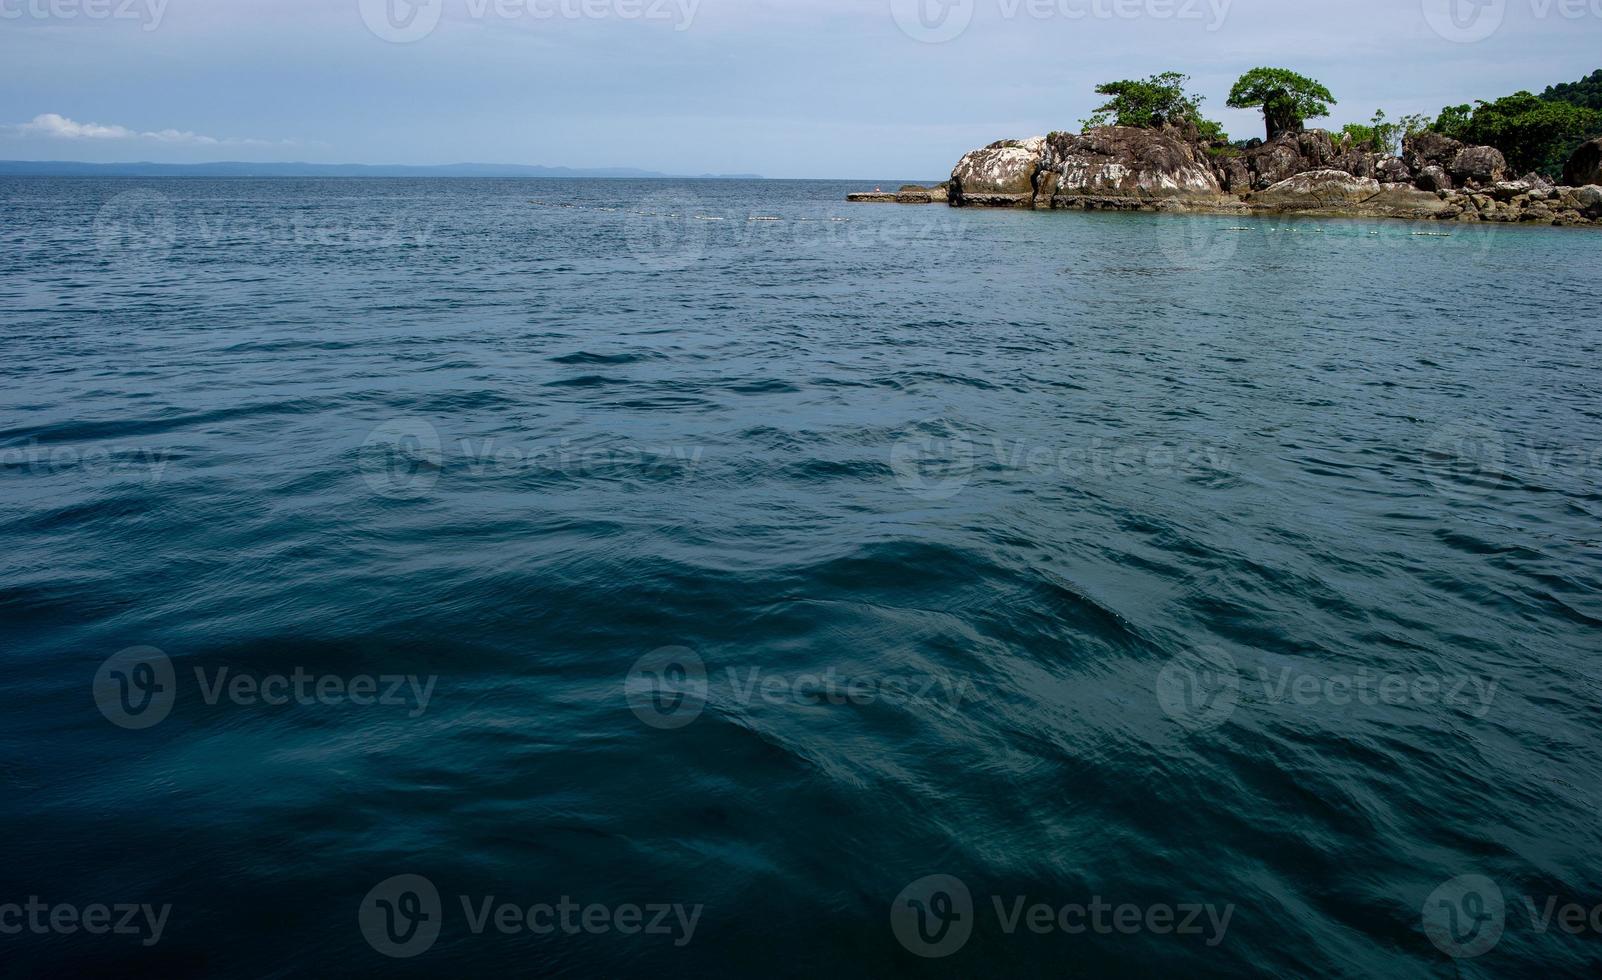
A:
[1226, 68, 1337, 140]
[1432, 104, 1474, 141]
[1432, 91, 1602, 176]
[1339, 110, 1432, 155]
[1080, 71, 1227, 141]
[1542, 68, 1602, 112]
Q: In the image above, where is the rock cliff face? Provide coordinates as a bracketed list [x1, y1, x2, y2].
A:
[1037, 127, 1223, 205]
[948, 138, 1045, 207]
[926, 124, 1602, 226]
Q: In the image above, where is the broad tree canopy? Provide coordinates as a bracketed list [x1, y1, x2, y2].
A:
[1227, 68, 1337, 140]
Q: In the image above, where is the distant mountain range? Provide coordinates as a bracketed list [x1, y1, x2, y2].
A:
[0, 160, 764, 179]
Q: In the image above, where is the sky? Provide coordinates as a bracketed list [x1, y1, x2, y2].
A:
[1, 0, 1599, 178]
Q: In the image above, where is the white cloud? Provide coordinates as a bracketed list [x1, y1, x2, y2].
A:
[13, 113, 286, 146]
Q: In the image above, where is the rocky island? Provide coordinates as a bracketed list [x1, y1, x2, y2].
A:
[854, 68, 1602, 227]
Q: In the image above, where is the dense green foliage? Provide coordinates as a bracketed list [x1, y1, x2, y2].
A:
[1226, 68, 1336, 139]
[1432, 90, 1602, 176]
[1063, 66, 1602, 178]
[1542, 69, 1602, 112]
[1080, 72, 1227, 142]
[1337, 110, 1431, 155]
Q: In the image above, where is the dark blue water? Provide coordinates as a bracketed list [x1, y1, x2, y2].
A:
[1, 177, 1600, 977]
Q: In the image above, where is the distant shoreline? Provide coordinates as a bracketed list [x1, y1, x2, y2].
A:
[0, 161, 768, 180]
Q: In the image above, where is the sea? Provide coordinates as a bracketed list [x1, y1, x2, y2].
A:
[0, 176, 1598, 977]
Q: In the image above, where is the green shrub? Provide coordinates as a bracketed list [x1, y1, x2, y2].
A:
[1338, 111, 1431, 155]
[1432, 91, 1602, 176]
[1079, 71, 1226, 142]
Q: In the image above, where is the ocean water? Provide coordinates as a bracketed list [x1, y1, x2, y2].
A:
[1, 177, 1599, 977]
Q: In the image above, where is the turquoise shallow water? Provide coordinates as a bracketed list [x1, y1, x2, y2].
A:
[1, 177, 1600, 976]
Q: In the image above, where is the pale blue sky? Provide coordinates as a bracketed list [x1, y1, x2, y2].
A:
[2, 0, 1599, 177]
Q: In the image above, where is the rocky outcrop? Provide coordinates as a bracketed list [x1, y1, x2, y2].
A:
[856, 124, 1602, 226]
[1564, 138, 1602, 188]
[849, 182, 951, 204]
[949, 138, 1045, 207]
[1373, 157, 1413, 184]
[1567, 184, 1602, 217]
[1450, 145, 1508, 186]
[1415, 165, 1452, 193]
[1250, 169, 1381, 208]
[1402, 131, 1463, 174]
[1035, 126, 1224, 206]
[1218, 130, 1339, 192]
[1247, 170, 1449, 216]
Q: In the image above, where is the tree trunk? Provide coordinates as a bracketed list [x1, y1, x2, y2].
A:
[1265, 107, 1303, 141]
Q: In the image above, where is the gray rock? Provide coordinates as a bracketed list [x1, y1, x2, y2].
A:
[1403, 131, 1463, 172]
[1572, 185, 1602, 218]
[1233, 130, 1341, 190]
[1374, 157, 1412, 184]
[1563, 138, 1602, 188]
[1037, 126, 1224, 205]
[949, 137, 1046, 207]
[1249, 169, 1449, 216]
[1449, 146, 1508, 187]
[1415, 164, 1453, 192]
[1249, 169, 1382, 208]
[1489, 180, 1533, 201]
